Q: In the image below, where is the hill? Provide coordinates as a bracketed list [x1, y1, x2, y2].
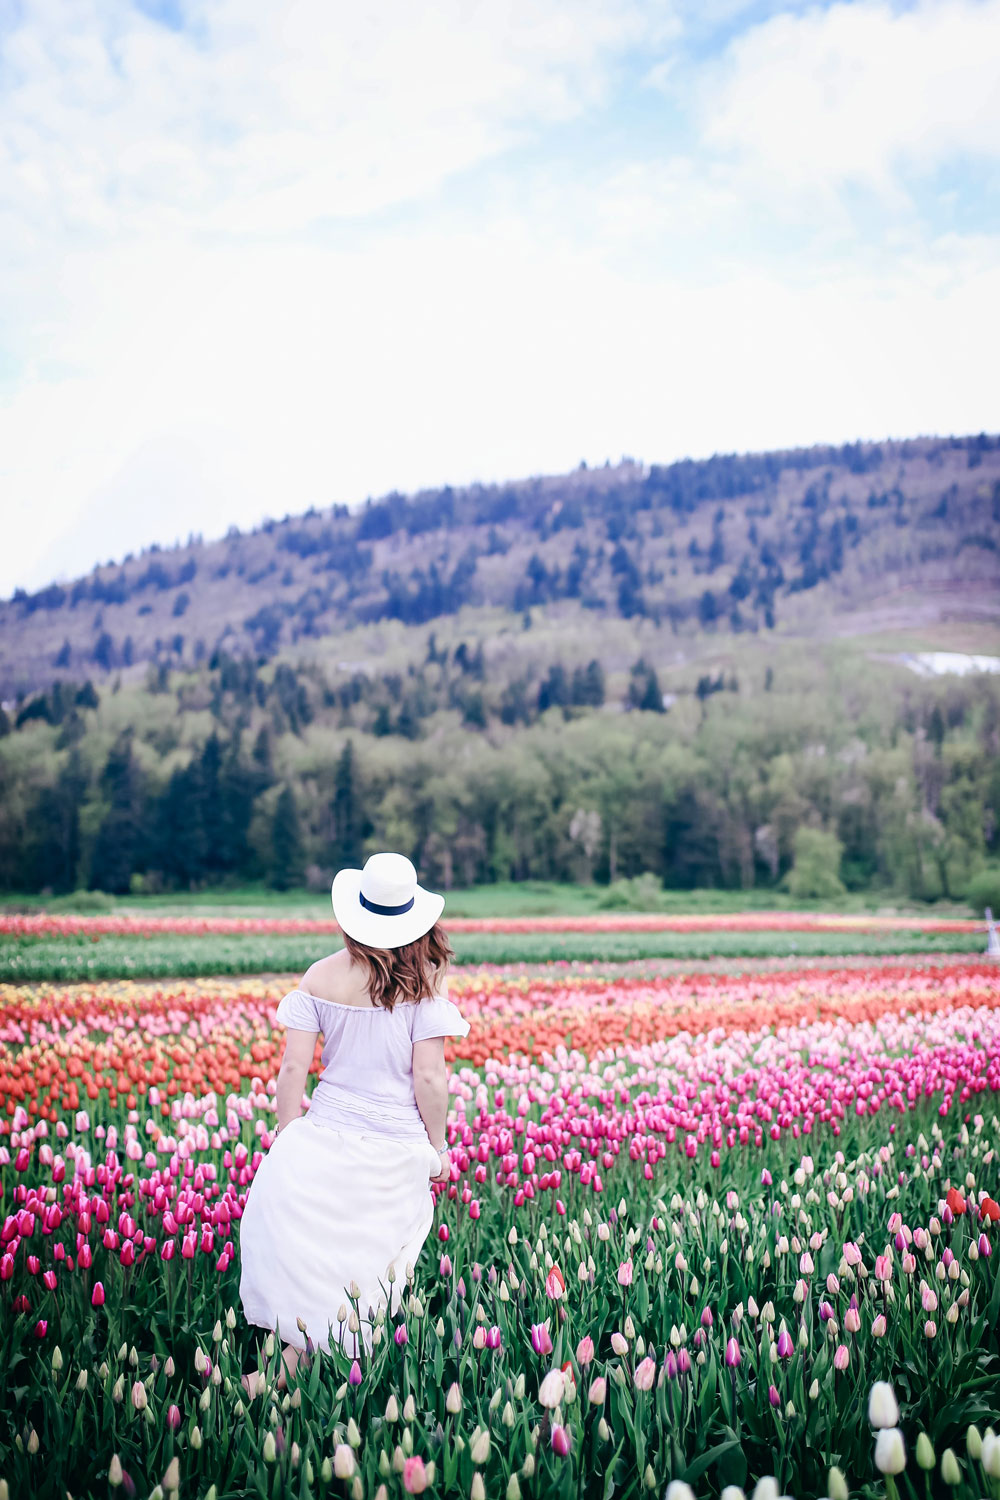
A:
[2, 433, 999, 907]
[3, 432, 999, 699]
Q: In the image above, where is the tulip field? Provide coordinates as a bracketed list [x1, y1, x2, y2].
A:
[2, 953, 1000, 1500]
[0, 909, 984, 982]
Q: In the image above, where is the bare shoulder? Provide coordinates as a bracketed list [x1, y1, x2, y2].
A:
[301, 949, 349, 1001]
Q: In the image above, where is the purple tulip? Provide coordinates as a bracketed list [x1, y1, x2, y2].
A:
[531, 1323, 553, 1356]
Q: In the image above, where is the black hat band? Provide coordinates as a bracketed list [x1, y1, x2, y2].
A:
[359, 892, 416, 917]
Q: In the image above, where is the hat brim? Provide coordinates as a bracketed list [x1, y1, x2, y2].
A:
[331, 868, 445, 950]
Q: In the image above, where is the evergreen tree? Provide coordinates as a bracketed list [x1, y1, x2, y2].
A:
[627, 659, 664, 713]
[331, 741, 364, 870]
[89, 733, 144, 893]
[584, 659, 606, 707]
[271, 786, 304, 890]
[29, 752, 85, 893]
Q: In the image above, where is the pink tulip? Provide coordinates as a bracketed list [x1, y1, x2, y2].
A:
[576, 1336, 595, 1366]
[35, 1319, 48, 1338]
[400, 1456, 427, 1494]
[725, 1337, 741, 1368]
[776, 1331, 793, 1359]
[167, 1404, 181, 1431]
[551, 1424, 571, 1456]
[349, 1360, 362, 1386]
[395, 1325, 408, 1346]
[531, 1323, 553, 1356]
[834, 1345, 849, 1371]
[92, 1281, 105, 1307]
[769, 1384, 781, 1407]
[616, 1258, 633, 1287]
[872, 1314, 887, 1338]
[633, 1357, 656, 1391]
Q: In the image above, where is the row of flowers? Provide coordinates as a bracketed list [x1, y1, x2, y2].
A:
[1, 961, 997, 1111]
[0, 911, 983, 938]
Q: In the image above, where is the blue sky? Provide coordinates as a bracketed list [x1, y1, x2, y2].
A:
[1, 0, 998, 597]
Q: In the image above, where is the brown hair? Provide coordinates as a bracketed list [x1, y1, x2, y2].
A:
[343, 922, 454, 1011]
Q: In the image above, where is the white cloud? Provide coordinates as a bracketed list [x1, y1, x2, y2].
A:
[1, 0, 998, 599]
[690, 0, 1000, 190]
[5, 217, 999, 594]
[0, 0, 677, 239]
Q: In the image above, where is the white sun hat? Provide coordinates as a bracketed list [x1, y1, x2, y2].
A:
[331, 851, 445, 950]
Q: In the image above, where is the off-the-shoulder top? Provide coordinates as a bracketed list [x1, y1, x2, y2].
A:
[274, 988, 470, 1141]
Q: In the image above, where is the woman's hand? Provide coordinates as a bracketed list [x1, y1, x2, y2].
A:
[430, 1147, 450, 1183]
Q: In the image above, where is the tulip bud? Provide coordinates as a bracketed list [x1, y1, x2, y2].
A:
[470, 1428, 490, 1465]
[941, 1449, 961, 1485]
[108, 1456, 123, 1488]
[984, 1433, 1000, 1480]
[916, 1435, 935, 1470]
[874, 1429, 906, 1475]
[333, 1446, 355, 1479]
[868, 1382, 899, 1428]
[827, 1467, 848, 1500]
[446, 1382, 462, 1414]
[666, 1484, 696, 1500]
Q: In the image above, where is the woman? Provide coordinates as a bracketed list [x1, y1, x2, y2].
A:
[238, 851, 469, 1397]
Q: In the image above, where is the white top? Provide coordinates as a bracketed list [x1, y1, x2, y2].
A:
[275, 988, 470, 1141]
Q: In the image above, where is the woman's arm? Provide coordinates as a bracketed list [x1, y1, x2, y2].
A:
[275, 1028, 318, 1133]
[412, 1035, 449, 1179]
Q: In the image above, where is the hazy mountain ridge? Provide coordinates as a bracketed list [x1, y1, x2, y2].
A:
[3, 432, 999, 698]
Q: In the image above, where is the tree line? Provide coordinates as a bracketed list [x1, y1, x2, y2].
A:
[1, 648, 997, 902]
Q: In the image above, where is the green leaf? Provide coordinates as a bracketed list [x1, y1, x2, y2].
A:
[680, 1435, 744, 1485]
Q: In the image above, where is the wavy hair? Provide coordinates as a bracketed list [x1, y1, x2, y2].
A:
[343, 922, 454, 1012]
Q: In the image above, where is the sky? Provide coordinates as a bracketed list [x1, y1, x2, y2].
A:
[1, 0, 998, 599]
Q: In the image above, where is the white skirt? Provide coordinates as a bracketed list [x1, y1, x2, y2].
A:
[238, 1114, 441, 1356]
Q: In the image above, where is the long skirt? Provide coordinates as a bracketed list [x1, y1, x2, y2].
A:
[238, 1114, 440, 1356]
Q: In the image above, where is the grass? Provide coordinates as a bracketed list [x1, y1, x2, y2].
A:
[0, 880, 979, 921]
[0, 927, 984, 983]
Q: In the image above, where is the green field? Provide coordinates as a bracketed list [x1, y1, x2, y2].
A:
[0, 927, 984, 984]
[0, 879, 981, 921]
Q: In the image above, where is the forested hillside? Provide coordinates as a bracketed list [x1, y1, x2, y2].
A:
[2, 432, 999, 905]
[3, 433, 999, 699]
[2, 623, 998, 904]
